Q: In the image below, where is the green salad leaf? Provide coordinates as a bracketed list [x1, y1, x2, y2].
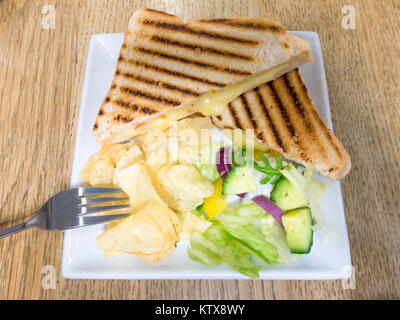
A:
[187, 233, 222, 266]
[223, 224, 282, 265]
[260, 215, 298, 266]
[214, 203, 266, 227]
[195, 142, 226, 182]
[187, 204, 283, 278]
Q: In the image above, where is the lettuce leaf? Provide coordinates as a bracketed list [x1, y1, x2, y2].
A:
[214, 203, 266, 227]
[187, 232, 222, 265]
[260, 216, 298, 266]
[279, 163, 307, 201]
[223, 224, 282, 265]
[195, 142, 226, 182]
[304, 171, 338, 239]
[188, 224, 262, 278]
[187, 216, 282, 278]
[187, 196, 298, 277]
[176, 210, 212, 240]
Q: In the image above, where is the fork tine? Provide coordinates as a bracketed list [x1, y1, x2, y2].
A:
[77, 204, 131, 215]
[78, 214, 130, 227]
[77, 196, 129, 207]
[78, 187, 123, 197]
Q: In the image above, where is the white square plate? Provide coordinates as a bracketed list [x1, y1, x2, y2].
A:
[62, 32, 351, 279]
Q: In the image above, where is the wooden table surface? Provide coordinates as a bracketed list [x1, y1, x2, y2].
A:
[0, 0, 399, 300]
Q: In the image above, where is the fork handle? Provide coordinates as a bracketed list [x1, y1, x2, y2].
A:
[0, 222, 31, 239]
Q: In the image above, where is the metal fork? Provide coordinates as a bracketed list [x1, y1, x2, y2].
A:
[0, 187, 130, 239]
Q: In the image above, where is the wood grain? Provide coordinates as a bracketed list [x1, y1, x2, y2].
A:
[0, 0, 399, 299]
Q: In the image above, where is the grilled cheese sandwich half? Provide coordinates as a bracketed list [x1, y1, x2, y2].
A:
[212, 69, 351, 180]
[93, 8, 314, 145]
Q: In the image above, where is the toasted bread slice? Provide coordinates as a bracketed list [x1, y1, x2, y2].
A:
[212, 69, 351, 180]
[94, 8, 314, 145]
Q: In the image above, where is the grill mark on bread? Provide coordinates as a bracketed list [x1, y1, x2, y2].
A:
[121, 72, 200, 96]
[135, 47, 252, 76]
[140, 107, 154, 114]
[240, 95, 258, 132]
[254, 87, 285, 152]
[114, 114, 133, 123]
[228, 103, 242, 129]
[293, 70, 343, 161]
[114, 99, 139, 110]
[113, 99, 158, 115]
[267, 81, 309, 161]
[283, 73, 326, 161]
[283, 73, 307, 118]
[127, 59, 226, 87]
[141, 20, 260, 44]
[150, 35, 253, 61]
[210, 69, 349, 178]
[119, 86, 181, 106]
[200, 18, 285, 33]
[267, 82, 296, 139]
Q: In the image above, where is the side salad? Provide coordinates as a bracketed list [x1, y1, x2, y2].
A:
[189, 147, 329, 278]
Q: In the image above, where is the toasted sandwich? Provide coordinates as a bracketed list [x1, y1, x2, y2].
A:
[94, 8, 314, 145]
[211, 69, 351, 180]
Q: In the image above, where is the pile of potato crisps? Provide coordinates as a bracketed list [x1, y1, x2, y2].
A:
[80, 118, 216, 262]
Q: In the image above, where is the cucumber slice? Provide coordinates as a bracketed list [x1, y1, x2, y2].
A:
[270, 176, 307, 211]
[222, 166, 257, 195]
[282, 207, 313, 254]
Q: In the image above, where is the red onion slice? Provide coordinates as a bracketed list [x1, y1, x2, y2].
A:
[216, 147, 233, 179]
[252, 195, 285, 228]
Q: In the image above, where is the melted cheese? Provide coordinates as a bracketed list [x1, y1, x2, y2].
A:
[132, 61, 291, 134]
[134, 107, 193, 132]
[194, 62, 291, 116]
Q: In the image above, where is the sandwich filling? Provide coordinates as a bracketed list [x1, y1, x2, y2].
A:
[107, 58, 306, 141]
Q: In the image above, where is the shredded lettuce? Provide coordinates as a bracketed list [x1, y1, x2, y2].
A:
[188, 224, 262, 278]
[176, 211, 212, 240]
[188, 162, 336, 277]
[195, 142, 226, 182]
[187, 203, 283, 278]
[279, 166, 336, 239]
[214, 203, 266, 227]
[187, 232, 222, 265]
[304, 171, 337, 239]
[260, 216, 298, 266]
[279, 163, 307, 201]
[223, 224, 282, 265]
